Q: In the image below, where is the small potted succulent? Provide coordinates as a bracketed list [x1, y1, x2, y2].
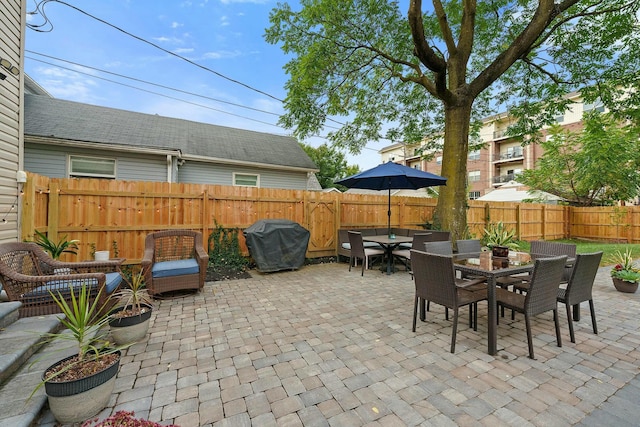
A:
[109, 268, 154, 345]
[482, 221, 519, 257]
[609, 249, 640, 293]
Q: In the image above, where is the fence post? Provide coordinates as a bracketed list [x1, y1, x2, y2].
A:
[515, 204, 521, 240]
[202, 189, 209, 241]
[47, 182, 59, 242]
[541, 205, 546, 240]
[20, 173, 36, 241]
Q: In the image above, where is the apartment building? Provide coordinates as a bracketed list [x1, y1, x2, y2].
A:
[380, 93, 604, 200]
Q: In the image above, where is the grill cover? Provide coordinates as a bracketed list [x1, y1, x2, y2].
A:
[243, 219, 310, 272]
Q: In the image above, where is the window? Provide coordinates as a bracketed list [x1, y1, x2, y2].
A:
[468, 171, 481, 182]
[554, 114, 564, 123]
[69, 155, 116, 178]
[436, 156, 442, 165]
[469, 191, 480, 200]
[233, 173, 259, 187]
[468, 150, 480, 161]
[584, 100, 605, 113]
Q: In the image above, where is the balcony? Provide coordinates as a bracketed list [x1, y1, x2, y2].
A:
[493, 173, 520, 184]
[494, 149, 523, 162]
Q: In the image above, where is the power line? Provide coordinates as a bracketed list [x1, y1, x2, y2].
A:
[26, 50, 282, 118]
[25, 0, 388, 156]
[27, 0, 282, 102]
[26, 55, 283, 129]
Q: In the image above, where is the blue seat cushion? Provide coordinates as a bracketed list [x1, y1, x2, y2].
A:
[152, 259, 200, 278]
[398, 242, 413, 249]
[25, 272, 123, 298]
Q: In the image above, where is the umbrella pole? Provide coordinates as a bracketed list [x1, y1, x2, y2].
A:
[388, 187, 391, 237]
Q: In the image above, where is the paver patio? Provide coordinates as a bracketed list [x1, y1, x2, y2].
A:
[37, 261, 640, 426]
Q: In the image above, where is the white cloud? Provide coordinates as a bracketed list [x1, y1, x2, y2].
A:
[220, 15, 230, 26]
[219, 0, 269, 4]
[202, 50, 242, 59]
[36, 66, 99, 103]
[152, 36, 185, 45]
[171, 22, 183, 28]
[173, 48, 195, 54]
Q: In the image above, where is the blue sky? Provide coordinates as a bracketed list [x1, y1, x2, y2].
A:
[24, 0, 387, 170]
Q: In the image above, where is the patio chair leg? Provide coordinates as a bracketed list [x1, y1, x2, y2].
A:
[525, 314, 535, 359]
[451, 308, 459, 353]
[589, 300, 598, 335]
[565, 303, 576, 343]
[412, 296, 419, 332]
[554, 309, 562, 348]
[473, 303, 478, 332]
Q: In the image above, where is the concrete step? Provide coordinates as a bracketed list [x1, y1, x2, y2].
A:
[0, 313, 65, 427]
[0, 301, 21, 330]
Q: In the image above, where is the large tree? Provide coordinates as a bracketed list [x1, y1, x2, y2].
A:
[265, 0, 640, 240]
[517, 112, 640, 206]
[300, 142, 360, 188]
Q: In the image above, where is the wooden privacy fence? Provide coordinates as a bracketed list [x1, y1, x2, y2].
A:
[19, 173, 640, 264]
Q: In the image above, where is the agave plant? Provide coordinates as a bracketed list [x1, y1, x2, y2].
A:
[481, 222, 520, 250]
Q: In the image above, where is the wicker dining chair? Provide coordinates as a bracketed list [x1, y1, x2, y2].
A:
[557, 251, 603, 343]
[513, 241, 578, 294]
[141, 230, 209, 296]
[347, 231, 384, 276]
[410, 250, 487, 353]
[496, 255, 567, 359]
[0, 242, 123, 318]
[392, 233, 433, 268]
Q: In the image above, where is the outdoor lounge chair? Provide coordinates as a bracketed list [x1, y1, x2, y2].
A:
[141, 230, 209, 296]
[0, 242, 123, 318]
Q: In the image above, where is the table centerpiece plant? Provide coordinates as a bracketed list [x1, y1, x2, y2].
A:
[481, 221, 520, 257]
[609, 249, 640, 293]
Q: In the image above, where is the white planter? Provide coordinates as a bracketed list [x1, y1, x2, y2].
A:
[94, 251, 110, 261]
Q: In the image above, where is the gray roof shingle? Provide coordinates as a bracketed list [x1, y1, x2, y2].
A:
[24, 94, 318, 171]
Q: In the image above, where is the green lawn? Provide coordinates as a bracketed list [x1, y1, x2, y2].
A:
[516, 239, 640, 266]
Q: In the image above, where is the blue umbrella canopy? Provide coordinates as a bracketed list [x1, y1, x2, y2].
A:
[336, 162, 447, 234]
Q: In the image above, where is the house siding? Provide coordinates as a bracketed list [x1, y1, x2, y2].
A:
[0, 0, 25, 243]
[178, 162, 309, 190]
[25, 143, 169, 181]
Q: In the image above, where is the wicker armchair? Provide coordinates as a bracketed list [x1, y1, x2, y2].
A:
[0, 242, 123, 318]
[141, 230, 209, 296]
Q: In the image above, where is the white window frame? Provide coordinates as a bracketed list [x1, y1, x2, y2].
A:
[468, 150, 480, 161]
[233, 172, 260, 187]
[469, 191, 480, 200]
[436, 156, 442, 165]
[584, 100, 605, 113]
[468, 170, 481, 182]
[69, 155, 116, 178]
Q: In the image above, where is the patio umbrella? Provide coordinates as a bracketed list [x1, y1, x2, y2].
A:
[336, 162, 447, 235]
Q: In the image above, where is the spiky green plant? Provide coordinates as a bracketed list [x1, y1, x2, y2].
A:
[32, 230, 79, 259]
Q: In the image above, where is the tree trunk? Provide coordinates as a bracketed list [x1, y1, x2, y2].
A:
[434, 102, 472, 241]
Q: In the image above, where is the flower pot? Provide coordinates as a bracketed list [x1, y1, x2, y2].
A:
[109, 305, 152, 345]
[94, 250, 110, 261]
[43, 350, 120, 424]
[492, 246, 509, 258]
[612, 278, 639, 293]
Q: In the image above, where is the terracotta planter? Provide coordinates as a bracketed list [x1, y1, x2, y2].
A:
[43, 350, 120, 424]
[109, 305, 152, 345]
[612, 278, 639, 293]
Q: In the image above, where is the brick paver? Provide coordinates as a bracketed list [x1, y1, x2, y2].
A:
[37, 262, 640, 426]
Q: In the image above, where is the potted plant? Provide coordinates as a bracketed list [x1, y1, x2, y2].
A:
[609, 249, 640, 293]
[482, 221, 519, 257]
[34, 284, 124, 424]
[109, 268, 154, 345]
[32, 230, 79, 259]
